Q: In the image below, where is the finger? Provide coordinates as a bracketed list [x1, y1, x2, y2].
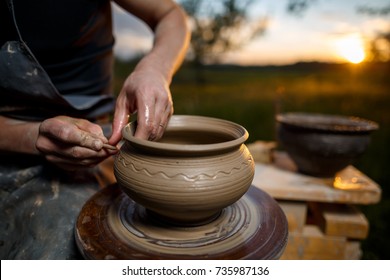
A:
[69, 118, 110, 149]
[39, 118, 105, 151]
[134, 98, 157, 140]
[155, 101, 174, 140]
[72, 118, 107, 140]
[45, 146, 116, 169]
[110, 94, 130, 145]
[37, 137, 117, 159]
[60, 145, 117, 159]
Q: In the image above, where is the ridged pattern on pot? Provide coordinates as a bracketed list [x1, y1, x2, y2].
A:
[114, 143, 254, 223]
[116, 150, 252, 182]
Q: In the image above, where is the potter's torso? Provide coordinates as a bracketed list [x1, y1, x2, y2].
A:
[0, 0, 115, 110]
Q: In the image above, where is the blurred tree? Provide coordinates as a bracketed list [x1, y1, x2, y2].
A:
[286, 0, 316, 16]
[179, 0, 389, 65]
[358, 3, 390, 16]
[179, 0, 267, 65]
[358, 3, 390, 63]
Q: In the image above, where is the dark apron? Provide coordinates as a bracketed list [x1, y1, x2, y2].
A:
[0, 0, 116, 259]
[0, 156, 115, 259]
[0, 0, 115, 121]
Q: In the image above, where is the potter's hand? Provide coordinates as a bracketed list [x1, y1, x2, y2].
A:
[110, 68, 173, 144]
[109, 0, 190, 144]
[36, 116, 117, 170]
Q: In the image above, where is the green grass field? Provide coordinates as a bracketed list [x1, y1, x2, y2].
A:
[114, 60, 390, 259]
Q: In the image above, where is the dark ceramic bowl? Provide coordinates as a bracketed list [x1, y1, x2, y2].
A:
[276, 112, 379, 177]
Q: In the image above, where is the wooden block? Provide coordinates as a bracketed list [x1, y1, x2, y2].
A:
[247, 141, 276, 164]
[309, 202, 369, 239]
[278, 200, 307, 233]
[280, 225, 347, 260]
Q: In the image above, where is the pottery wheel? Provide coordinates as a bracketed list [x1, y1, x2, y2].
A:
[75, 184, 288, 260]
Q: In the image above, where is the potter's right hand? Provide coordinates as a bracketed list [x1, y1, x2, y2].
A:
[35, 116, 118, 170]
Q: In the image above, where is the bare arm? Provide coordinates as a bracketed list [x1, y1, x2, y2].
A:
[110, 0, 190, 143]
[0, 115, 40, 155]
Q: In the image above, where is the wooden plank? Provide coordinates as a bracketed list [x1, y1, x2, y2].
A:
[309, 202, 369, 239]
[278, 200, 307, 233]
[280, 225, 347, 260]
[252, 160, 381, 205]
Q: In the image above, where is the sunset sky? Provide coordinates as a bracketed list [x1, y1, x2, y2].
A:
[112, 0, 389, 65]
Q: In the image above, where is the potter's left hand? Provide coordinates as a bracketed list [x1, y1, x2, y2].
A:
[110, 67, 173, 144]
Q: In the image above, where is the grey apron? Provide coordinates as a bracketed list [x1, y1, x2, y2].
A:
[0, 0, 116, 259]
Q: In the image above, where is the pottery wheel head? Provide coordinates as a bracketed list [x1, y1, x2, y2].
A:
[75, 184, 288, 260]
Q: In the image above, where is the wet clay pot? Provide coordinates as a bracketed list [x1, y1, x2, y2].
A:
[114, 115, 255, 226]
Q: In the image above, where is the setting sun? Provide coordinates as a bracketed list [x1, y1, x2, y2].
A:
[334, 34, 366, 64]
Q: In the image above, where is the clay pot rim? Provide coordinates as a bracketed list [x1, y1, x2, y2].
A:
[122, 115, 249, 154]
[276, 112, 379, 133]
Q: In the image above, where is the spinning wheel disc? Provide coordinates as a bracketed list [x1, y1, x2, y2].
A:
[75, 184, 288, 259]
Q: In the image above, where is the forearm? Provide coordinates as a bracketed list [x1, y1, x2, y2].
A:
[136, 5, 190, 83]
[115, 0, 190, 83]
[0, 115, 40, 155]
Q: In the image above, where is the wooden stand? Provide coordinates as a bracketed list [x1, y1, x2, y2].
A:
[248, 141, 381, 260]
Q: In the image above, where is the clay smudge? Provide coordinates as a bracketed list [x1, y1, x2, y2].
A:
[51, 179, 60, 200]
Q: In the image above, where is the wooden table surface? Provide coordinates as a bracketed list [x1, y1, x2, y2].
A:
[252, 151, 381, 205]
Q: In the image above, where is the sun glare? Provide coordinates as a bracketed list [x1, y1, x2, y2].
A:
[334, 34, 366, 64]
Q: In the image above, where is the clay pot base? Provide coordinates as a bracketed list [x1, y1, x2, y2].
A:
[75, 184, 288, 260]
